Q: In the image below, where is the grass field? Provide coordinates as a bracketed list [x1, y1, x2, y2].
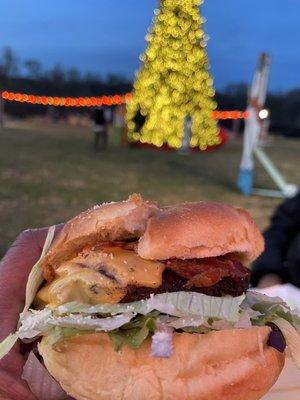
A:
[0, 122, 299, 257]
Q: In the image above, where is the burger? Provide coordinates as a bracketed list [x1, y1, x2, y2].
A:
[1, 194, 300, 400]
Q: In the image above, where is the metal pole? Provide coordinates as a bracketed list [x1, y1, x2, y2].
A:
[254, 147, 288, 192]
[0, 95, 4, 129]
[254, 147, 298, 197]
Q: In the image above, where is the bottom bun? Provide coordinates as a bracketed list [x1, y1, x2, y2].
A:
[39, 327, 285, 400]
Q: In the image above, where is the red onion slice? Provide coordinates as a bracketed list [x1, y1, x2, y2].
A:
[150, 326, 174, 358]
[22, 351, 72, 400]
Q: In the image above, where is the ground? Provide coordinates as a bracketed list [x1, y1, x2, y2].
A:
[0, 122, 299, 257]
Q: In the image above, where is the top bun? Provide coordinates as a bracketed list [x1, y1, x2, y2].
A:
[41, 196, 264, 280]
[42, 194, 159, 280]
[138, 202, 264, 264]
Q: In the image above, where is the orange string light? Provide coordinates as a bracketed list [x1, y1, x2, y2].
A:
[1, 90, 249, 119]
[1, 90, 131, 108]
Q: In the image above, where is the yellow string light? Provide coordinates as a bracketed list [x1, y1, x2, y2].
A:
[126, 0, 219, 149]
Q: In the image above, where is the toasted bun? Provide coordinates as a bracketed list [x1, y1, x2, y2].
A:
[138, 202, 264, 264]
[41, 198, 263, 280]
[41, 194, 159, 280]
[39, 327, 284, 400]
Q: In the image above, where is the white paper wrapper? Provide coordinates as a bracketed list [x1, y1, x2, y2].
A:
[22, 351, 71, 400]
[255, 284, 300, 313]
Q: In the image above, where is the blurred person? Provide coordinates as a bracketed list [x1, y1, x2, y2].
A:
[0, 226, 63, 400]
[250, 191, 300, 288]
[115, 105, 128, 147]
[133, 109, 146, 132]
[92, 106, 108, 152]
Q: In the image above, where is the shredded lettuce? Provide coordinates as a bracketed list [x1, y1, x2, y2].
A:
[1, 289, 300, 361]
[244, 291, 300, 329]
[19, 309, 53, 339]
[108, 314, 156, 351]
[156, 315, 206, 329]
[57, 292, 245, 322]
[15, 291, 245, 347]
[18, 311, 136, 340]
[51, 313, 135, 331]
[42, 292, 244, 351]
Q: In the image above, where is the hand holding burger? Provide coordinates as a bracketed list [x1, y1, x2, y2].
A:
[1, 194, 299, 400]
[0, 227, 62, 400]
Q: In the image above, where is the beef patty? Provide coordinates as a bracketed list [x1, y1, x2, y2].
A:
[121, 258, 249, 302]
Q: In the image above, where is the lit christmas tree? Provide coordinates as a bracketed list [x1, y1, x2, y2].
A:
[126, 0, 219, 150]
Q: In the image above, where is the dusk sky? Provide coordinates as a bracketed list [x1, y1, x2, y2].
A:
[1, 0, 300, 91]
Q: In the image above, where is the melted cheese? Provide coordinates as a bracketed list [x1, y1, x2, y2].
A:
[36, 247, 165, 307]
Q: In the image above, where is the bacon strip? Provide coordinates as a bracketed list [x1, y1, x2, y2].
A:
[165, 257, 248, 289]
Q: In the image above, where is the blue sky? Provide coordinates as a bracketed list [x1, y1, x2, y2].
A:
[0, 0, 300, 91]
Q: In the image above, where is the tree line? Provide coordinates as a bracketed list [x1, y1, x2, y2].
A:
[1, 47, 299, 137]
[0, 47, 131, 96]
